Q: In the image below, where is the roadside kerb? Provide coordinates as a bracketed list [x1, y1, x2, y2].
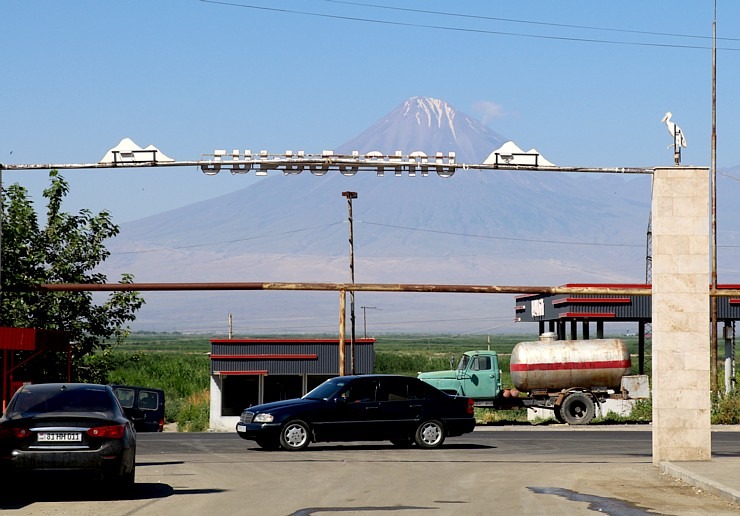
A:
[660, 461, 740, 505]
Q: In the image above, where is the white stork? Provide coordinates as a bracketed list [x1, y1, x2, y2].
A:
[661, 112, 687, 148]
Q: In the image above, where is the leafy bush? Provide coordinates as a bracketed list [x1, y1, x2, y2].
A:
[629, 398, 652, 422]
[711, 390, 740, 425]
[177, 390, 210, 432]
[475, 408, 528, 424]
[105, 350, 209, 425]
[588, 399, 652, 425]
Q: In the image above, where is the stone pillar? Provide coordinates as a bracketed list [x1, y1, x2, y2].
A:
[209, 375, 222, 431]
[652, 166, 711, 463]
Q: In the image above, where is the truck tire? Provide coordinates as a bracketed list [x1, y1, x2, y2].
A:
[559, 392, 595, 425]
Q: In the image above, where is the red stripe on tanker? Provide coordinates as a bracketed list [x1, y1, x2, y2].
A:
[510, 359, 632, 371]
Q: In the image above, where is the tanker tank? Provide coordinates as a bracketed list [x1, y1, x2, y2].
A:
[510, 333, 632, 392]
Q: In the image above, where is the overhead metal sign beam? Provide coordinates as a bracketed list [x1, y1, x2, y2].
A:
[17, 281, 654, 295]
[0, 150, 654, 176]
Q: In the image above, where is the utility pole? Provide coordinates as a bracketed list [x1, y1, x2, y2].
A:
[361, 306, 378, 339]
[342, 191, 357, 375]
[710, 0, 718, 392]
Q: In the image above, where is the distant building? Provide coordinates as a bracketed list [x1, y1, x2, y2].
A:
[209, 337, 375, 431]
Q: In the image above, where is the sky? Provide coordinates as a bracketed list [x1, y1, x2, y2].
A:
[2, 1, 739, 223]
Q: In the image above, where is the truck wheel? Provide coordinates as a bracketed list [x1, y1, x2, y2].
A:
[414, 420, 445, 448]
[560, 392, 595, 425]
[279, 420, 311, 451]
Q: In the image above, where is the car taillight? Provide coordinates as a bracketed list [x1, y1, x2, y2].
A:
[467, 398, 475, 415]
[0, 427, 29, 439]
[87, 425, 125, 439]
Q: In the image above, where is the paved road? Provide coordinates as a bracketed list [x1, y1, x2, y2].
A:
[1, 428, 738, 515]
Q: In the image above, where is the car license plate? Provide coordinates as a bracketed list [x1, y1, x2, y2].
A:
[37, 432, 82, 442]
[236, 423, 246, 432]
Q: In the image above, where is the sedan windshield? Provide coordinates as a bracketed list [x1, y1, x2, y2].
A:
[303, 379, 348, 400]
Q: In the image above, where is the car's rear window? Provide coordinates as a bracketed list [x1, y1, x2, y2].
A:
[113, 387, 136, 408]
[11, 388, 115, 415]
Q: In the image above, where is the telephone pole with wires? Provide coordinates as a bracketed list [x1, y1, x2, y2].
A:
[342, 191, 358, 375]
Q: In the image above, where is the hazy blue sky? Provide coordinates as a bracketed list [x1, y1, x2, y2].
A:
[2, 1, 738, 222]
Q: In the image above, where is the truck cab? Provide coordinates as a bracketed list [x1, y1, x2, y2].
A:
[418, 351, 502, 400]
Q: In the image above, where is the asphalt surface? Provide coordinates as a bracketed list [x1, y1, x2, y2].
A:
[0, 425, 737, 515]
[486, 425, 740, 506]
[482, 425, 740, 506]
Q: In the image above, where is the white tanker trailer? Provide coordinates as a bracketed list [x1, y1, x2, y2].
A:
[418, 333, 650, 425]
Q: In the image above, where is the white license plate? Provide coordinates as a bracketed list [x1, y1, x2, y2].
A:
[236, 423, 246, 432]
[37, 432, 82, 442]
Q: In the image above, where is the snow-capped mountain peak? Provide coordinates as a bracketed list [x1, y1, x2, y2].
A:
[337, 96, 506, 163]
[402, 97, 458, 139]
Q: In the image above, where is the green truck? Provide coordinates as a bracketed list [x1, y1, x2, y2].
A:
[418, 334, 649, 425]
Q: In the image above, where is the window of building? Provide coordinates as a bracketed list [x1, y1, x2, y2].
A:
[264, 375, 303, 403]
[222, 375, 259, 416]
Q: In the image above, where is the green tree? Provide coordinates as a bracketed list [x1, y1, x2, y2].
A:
[1, 170, 144, 382]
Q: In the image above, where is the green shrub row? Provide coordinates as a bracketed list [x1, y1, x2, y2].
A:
[101, 350, 210, 427]
[106, 335, 740, 428]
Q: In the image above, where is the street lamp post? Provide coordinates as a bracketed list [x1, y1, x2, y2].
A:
[342, 191, 358, 374]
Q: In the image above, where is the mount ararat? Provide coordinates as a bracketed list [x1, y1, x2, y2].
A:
[101, 97, 712, 334]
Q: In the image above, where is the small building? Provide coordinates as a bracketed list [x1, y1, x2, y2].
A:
[209, 337, 375, 431]
[0, 327, 71, 409]
[514, 283, 652, 340]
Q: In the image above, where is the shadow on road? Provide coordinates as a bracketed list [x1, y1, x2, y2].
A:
[0, 480, 176, 510]
[248, 442, 494, 452]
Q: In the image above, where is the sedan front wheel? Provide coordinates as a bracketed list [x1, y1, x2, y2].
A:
[279, 420, 311, 451]
[414, 420, 445, 449]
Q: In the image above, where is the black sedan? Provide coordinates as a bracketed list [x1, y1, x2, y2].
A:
[0, 383, 136, 489]
[236, 375, 476, 451]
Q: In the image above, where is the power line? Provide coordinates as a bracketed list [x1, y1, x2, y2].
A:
[110, 217, 740, 255]
[360, 220, 645, 248]
[156, 314, 514, 334]
[324, 0, 740, 43]
[110, 222, 344, 255]
[199, 0, 740, 51]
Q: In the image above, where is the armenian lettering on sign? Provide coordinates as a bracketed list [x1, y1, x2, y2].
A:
[532, 299, 545, 317]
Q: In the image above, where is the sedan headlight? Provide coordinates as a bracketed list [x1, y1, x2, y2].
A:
[253, 413, 274, 423]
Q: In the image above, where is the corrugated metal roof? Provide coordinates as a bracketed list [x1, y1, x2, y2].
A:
[210, 338, 375, 375]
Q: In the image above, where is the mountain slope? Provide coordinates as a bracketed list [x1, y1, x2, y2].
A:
[103, 97, 653, 333]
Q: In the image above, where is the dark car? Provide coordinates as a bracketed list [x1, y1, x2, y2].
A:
[0, 383, 136, 489]
[111, 384, 165, 432]
[236, 375, 476, 451]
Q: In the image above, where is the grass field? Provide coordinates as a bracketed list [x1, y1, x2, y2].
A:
[106, 332, 656, 429]
[106, 332, 738, 428]
[121, 331, 649, 354]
